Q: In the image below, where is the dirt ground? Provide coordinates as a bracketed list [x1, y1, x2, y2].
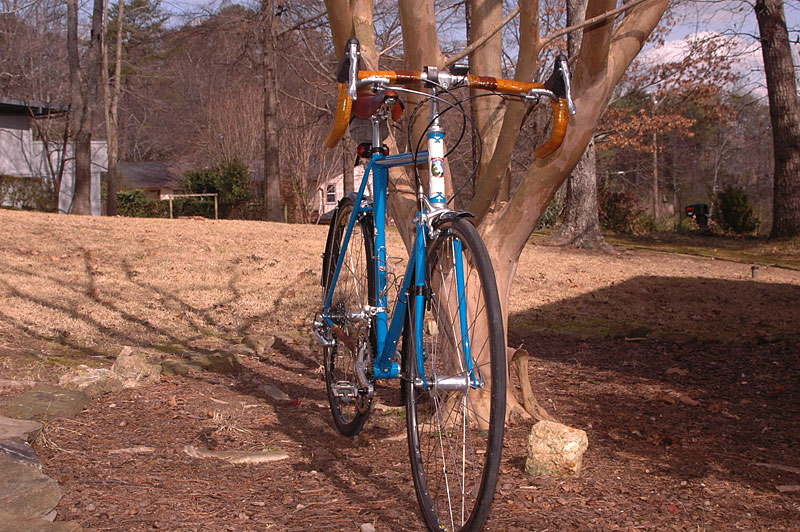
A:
[1, 209, 798, 531]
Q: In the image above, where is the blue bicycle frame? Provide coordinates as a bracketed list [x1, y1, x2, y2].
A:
[321, 147, 475, 389]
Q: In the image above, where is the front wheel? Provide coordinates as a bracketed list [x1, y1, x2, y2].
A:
[404, 218, 506, 532]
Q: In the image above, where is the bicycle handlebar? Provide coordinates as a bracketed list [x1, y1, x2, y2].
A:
[324, 41, 575, 159]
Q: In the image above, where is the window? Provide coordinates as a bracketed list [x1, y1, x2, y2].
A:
[326, 184, 336, 205]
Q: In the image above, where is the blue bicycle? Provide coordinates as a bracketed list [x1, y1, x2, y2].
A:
[313, 38, 573, 532]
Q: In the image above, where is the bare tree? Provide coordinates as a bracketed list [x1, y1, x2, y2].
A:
[755, 0, 800, 238]
[326, 0, 669, 418]
[66, 0, 104, 215]
[549, 0, 609, 249]
[262, 0, 283, 221]
[103, 0, 124, 216]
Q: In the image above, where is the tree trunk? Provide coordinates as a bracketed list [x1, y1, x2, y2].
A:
[550, 138, 608, 249]
[103, 0, 124, 216]
[652, 129, 659, 220]
[468, 0, 505, 202]
[550, 0, 608, 250]
[66, 0, 103, 215]
[262, 0, 283, 222]
[755, 0, 800, 238]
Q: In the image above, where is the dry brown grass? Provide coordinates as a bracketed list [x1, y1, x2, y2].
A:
[1, 209, 798, 381]
[0, 209, 330, 373]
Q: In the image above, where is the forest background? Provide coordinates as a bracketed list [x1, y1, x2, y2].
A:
[1, 0, 798, 235]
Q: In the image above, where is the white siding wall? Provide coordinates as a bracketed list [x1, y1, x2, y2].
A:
[316, 165, 369, 215]
[0, 114, 106, 215]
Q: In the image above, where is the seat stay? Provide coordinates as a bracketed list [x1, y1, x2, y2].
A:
[323, 155, 378, 321]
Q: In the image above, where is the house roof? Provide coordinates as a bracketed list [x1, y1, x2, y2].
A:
[0, 96, 68, 117]
[118, 161, 192, 189]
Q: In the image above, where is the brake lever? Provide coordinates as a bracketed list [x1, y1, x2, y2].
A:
[544, 54, 577, 115]
[559, 56, 577, 115]
[348, 41, 360, 100]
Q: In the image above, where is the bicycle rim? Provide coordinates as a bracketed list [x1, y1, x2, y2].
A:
[322, 198, 375, 437]
[404, 218, 506, 532]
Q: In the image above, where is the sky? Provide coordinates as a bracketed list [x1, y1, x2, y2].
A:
[161, 0, 799, 98]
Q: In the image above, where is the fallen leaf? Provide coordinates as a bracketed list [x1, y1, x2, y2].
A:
[666, 367, 689, 376]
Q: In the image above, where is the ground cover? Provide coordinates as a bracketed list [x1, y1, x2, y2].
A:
[1, 209, 798, 531]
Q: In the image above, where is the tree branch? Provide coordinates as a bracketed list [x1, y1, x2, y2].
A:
[442, 7, 520, 68]
[539, 0, 654, 48]
[277, 9, 328, 37]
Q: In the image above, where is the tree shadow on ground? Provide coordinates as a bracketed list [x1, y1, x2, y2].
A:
[509, 275, 800, 497]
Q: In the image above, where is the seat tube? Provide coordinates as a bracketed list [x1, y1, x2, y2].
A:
[373, 163, 389, 361]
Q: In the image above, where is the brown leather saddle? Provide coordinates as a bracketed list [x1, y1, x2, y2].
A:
[352, 89, 405, 121]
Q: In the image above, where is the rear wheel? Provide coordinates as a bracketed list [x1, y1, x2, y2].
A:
[404, 218, 506, 532]
[321, 197, 376, 437]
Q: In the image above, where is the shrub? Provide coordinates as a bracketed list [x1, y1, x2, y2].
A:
[598, 184, 656, 234]
[181, 158, 251, 218]
[117, 189, 166, 218]
[715, 186, 759, 234]
[0, 175, 55, 211]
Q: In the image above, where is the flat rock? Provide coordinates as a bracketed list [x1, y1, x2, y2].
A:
[258, 383, 290, 402]
[188, 351, 243, 375]
[58, 366, 122, 397]
[243, 335, 275, 359]
[160, 358, 205, 376]
[0, 415, 42, 442]
[525, 420, 589, 477]
[0, 439, 41, 469]
[0, 513, 83, 532]
[184, 445, 289, 464]
[1, 385, 90, 421]
[0, 456, 62, 520]
[226, 344, 256, 356]
[112, 347, 161, 388]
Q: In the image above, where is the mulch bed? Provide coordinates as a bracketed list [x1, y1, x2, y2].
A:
[27, 330, 800, 531]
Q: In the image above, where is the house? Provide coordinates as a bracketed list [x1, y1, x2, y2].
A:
[315, 164, 369, 219]
[0, 96, 106, 215]
[117, 161, 192, 199]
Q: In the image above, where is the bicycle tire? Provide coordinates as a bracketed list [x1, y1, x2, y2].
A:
[321, 196, 376, 437]
[404, 217, 506, 532]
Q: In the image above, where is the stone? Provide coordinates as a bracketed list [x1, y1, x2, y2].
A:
[188, 351, 243, 375]
[0, 514, 83, 532]
[0, 456, 62, 520]
[360, 524, 376, 532]
[258, 383, 289, 402]
[525, 420, 589, 477]
[1, 385, 90, 421]
[243, 335, 275, 359]
[58, 366, 122, 397]
[108, 446, 156, 454]
[226, 344, 256, 356]
[160, 358, 205, 376]
[183, 445, 289, 464]
[111, 347, 162, 388]
[0, 415, 43, 442]
[0, 439, 41, 469]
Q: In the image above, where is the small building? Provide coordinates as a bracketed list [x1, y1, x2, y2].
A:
[315, 165, 369, 219]
[117, 161, 192, 199]
[0, 96, 106, 215]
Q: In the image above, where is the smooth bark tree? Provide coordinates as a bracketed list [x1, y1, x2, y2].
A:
[67, 0, 104, 215]
[755, 0, 800, 238]
[325, 0, 669, 418]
